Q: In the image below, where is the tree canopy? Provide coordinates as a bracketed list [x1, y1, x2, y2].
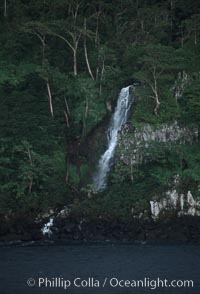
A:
[0, 0, 200, 217]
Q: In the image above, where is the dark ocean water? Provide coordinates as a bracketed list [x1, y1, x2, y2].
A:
[0, 243, 200, 294]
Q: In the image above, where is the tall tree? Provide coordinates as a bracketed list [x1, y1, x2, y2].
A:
[135, 44, 176, 115]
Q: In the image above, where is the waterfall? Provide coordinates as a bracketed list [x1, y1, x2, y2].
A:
[92, 86, 134, 191]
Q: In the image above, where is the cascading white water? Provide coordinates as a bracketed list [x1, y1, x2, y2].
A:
[92, 86, 134, 191]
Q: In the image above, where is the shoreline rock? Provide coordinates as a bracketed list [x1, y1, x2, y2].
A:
[1, 215, 200, 245]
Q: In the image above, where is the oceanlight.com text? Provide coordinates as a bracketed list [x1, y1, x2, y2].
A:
[27, 276, 194, 290]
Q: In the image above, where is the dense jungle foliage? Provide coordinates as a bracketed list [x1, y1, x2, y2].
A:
[0, 0, 200, 219]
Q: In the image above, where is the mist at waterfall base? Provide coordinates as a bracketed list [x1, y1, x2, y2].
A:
[92, 86, 134, 191]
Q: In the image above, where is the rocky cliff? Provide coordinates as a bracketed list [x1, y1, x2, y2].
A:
[117, 121, 198, 166]
[115, 121, 199, 220]
[150, 183, 200, 220]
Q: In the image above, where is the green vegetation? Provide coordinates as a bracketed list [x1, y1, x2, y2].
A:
[0, 0, 199, 220]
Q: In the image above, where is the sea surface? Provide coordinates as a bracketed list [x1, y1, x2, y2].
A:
[0, 243, 200, 294]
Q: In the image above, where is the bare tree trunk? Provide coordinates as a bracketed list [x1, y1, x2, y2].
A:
[82, 98, 89, 135]
[130, 159, 134, 183]
[46, 81, 54, 118]
[170, 0, 173, 10]
[96, 53, 101, 80]
[4, 0, 7, 17]
[150, 66, 161, 115]
[70, 2, 81, 76]
[41, 36, 46, 67]
[94, 10, 101, 80]
[34, 33, 55, 119]
[64, 111, 70, 128]
[95, 11, 100, 46]
[65, 97, 70, 115]
[65, 158, 69, 182]
[72, 35, 81, 76]
[73, 50, 77, 76]
[99, 58, 105, 95]
[64, 97, 70, 127]
[96, 65, 99, 80]
[34, 32, 46, 66]
[84, 19, 94, 80]
[153, 71, 160, 115]
[27, 148, 33, 193]
[95, 18, 99, 45]
[30, 32, 56, 119]
[153, 92, 160, 115]
[51, 33, 80, 76]
[194, 30, 197, 45]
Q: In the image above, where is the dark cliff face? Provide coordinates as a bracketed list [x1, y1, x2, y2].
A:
[79, 116, 110, 165]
